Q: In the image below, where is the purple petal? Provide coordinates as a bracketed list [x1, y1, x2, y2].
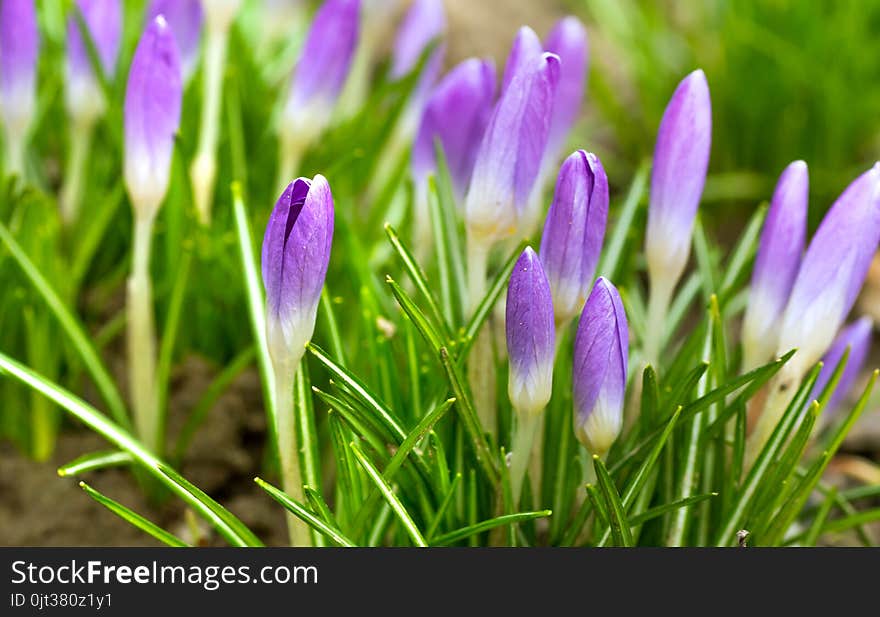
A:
[286, 0, 361, 112]
[0, 0, 40, 128]
[742, 160, 808, 367]
[506, 247, 555, 414]
[411, 57, 496, 199]
[811, 317, 872, 419]
[543, 16, 588, 159]
[391, 0, 445, 79]
[147, 0, 203, 83]
[465, 52, 560, 242]
[573, 277, 628, 453]
[67, 0, 122, 79]
[777, 164, 880, 371]
[539, 150, 608, 324]
[261, 174, 335, 362]
[501, 26, 543, 94]
[124, 15, 182, 210]
[645, 69, 712, 284]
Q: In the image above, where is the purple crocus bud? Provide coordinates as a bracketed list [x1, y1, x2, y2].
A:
[391, 0, 445, 81]
[0, 0, 40, 140]
[147, 0, 203, 83]
[506, 247, 555, 416]
[741, 161, 808, 370]
[412, 57, 496, 200]
[465, 52, 560, 244]
[543, 16, 588, 160]
[776, 164, 880, 375]
[811, 317, 872, 422]
[261, 176, 335, 369]
[66, 0, 122, 122]
[573, 277, 628, 456]
[280, 0, 360, 143]
[501, 26, 543, 94]
[645, 69, 712, 289]
[539, 150, 608, 325]
[124, 16, 182, 216]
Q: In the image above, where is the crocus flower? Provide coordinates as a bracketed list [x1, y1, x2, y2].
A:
[741, 161, 808, 370]
[543, 16, 588, 161]
[539, 150, 608, 326]
[644, 69, 712, 290]
[1, 0, 39, 164]
[465, 52, 560, 245]
[66, 0, 122, 122]
[279, 0, 360, 146]
[390, 0, 445, 84]
[501, 26, 543, 94]
[411, 57, 496, 200]
[147, 0, 203, 83]
[506, 247, 555, 416]
[573, 277, 628, 456]
[811, 317, 872, 422]
[776, 164, 880, 375]
[124, 15, 182, 216]
[262, 176, 335, 370]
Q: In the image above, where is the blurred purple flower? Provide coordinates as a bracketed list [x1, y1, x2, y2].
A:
[124, 15, 182, 213]
[147, 0, 203, 83]
[261, 176, 335, 367]
[645, 69, 712, 288]
[811, 317, 872, 421]
[543, 16, 588, 160]
[0, 0, 40, 134]
[411, 57, 496, 200]
[539, 150, 608, 325]
[66, 0, 122, 120]
[573, 277, 628, 455]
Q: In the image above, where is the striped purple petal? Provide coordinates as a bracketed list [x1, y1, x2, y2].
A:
[539, 150, 608, 325]
[501, 26, 543, 94]
[147, 0, 203, 83]
[506, 247, 555, 415]
[573, 277, 628, 455]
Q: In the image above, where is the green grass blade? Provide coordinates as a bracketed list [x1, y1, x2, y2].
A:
[57, 450, 133, 477]
[430, 510, 552, 546]
[349, 441, 428, 547]
[594, 455, 633, 547]
[426, 472, 462, 540]
[255, 477, 356, 547]
[79, 481, 189, 547]
[628, 493, 718, 527]
[598, 160, 648, 280]
[0, 221, 130, 428]
[386, 276, 446, 353]
[0, 352, 260, 546]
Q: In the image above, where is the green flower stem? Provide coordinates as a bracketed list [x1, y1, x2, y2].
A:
[272, 359, 312, 547]
[509, 410, 541, 503]
[60, 119, 94, 226]
[466, 234, 496, 434]
[127, 212, 160, 453]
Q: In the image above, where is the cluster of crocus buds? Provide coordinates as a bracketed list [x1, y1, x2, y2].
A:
[643, 69, 712, 363]
[277, 0, 360, 187]
[1, 0, 40, 178]
[147, 0, 203, 85]
[123, 14, 182, 452]
[61, 0, 122, 224]
[261, 175, 335, 546]
[539, 150, 608, 326]
[748, 163, 880, 460]
[572, 277, 629, 457]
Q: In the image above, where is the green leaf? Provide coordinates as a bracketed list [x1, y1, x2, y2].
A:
[0, 352, 260, 547]
[628, 493, 718, 527]
[295, 363, 325, 546]
[255, 477, 356, 547]
[58, 450, 133, 477]
[79, 482, 189, 548]
[349, 441, 428, 547]
[426, 472, 462, 540]
[430, 510, 552, 546]
[58, 450, 134, 478]
[385, 223, 454, 341]
[598, 160, 648, 280]
[594, 455, 633, 547]
[386, 276, 446, 353]
[0, 221, 130, 429]
[804, 487, 836, 546]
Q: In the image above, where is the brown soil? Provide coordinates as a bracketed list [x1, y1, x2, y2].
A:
[0, 356, 288, 547]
